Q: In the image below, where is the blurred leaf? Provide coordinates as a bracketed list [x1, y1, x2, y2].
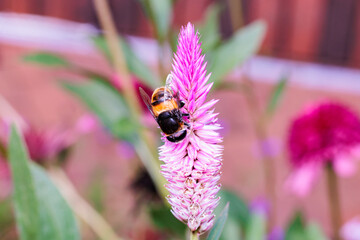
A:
[30, 163, 80, 240]
[216, 189, 250, 231]
[207, 202, 229, 240]
[8, 126, 39, 240]
[285, 212, 328, 240]
[138, 0, 172, 42]
[285, 212, 307, 240]
[245, 212, 266, 240]
[218, 218, 242, 240]
[148, 204, 186, 236]
[23, 52, 70, 67]
[198, 4, 222, 53]
[207, 20, 267, 86]
[169, 28, 179, 53]
[8, 126, 80, 240]
[62, 80, 139, 142]
[87, 167, 106, 213]
[306, 223, 327, 240]
[0, 199, 14, 231]
[265, 76, 288, 117]
[92, 36, 159, 88]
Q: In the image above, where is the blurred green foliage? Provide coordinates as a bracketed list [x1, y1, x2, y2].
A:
[265, 75, 288, 118]
[16, 1, 331, 239]
[8, 126, 79, 240]
[285, 212, 327, 240]
[207, 202, 229, 240]
[206, 20, 267, 87]
[148, 204, 186, 237]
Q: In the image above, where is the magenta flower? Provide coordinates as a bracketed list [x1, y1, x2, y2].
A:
[159, 23, 223, 234]
[0, 120, 76, 164]
[24, 126, 75, 163]
[286, 102, 360, 196]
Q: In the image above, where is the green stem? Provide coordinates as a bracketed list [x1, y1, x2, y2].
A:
[241, 77, 277, 229]
[92, 0, 169, 202]
[158, 42, 167, 80]
[325, 162, 342, 240]
[48, 167, 122, 240]
[190, 231, 199, 240]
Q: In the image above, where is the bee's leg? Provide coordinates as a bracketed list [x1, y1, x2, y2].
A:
[184, 122, 191, 128]
[182, 113, 189, 117]
[180, 100, 185, 108]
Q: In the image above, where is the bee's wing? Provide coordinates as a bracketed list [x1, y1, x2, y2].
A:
[139, 87, 156, 118]
[164, 73, 174, 100]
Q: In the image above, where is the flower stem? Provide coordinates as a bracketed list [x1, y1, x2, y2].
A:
[189, 231, 199, 240]
[92, 0, 169, 201]
[241, 77, 277, 228]
[48, 167, 122, 240]
[325, 162, 342, 240]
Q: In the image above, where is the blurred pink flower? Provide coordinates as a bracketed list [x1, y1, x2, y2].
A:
[341, 217, 360, 240]
[75, 114, 98, 134]
[159, 23, 223, 234]
[0, 120, 76, 163]
[24, 127, 75, 163]
[286, 102, 360, 196]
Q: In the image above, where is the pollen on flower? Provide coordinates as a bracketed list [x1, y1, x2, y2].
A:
[159, 22, 223, 234]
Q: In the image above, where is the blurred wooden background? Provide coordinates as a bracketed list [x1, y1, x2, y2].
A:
[1, 0, 359, 68]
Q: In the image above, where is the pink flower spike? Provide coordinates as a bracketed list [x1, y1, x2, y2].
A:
[158, 23, 223, 234]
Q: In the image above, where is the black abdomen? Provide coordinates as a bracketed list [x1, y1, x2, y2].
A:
[157, 111, 181, 134]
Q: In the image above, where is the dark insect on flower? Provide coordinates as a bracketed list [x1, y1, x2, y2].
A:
[139, 74, 190, 142]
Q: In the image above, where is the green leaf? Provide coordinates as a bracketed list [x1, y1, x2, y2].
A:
[30, 163, 80, 240]
[8, 126, 39, 240]
[0, 199, 15, 234]
[8, 126, 80, 240]
[61, 79, 139, 142]
[207, 20, 267, 86]
[87, 168, 106, 213]
[148, 204, 186, 236]
[245, 211, 266, 240]
[285, 212, 307, 240]
[92, 36, 159, 88]
[207, 202, 230, 240]
[265, 76, 288, 117]
[138, 0, 172, 42]
[198, 4, 222, 53]
[306, 223, 327, 240]
[216, 189, 250, 231]
[285, 212, 328, 240]
[23, 52, 70, 67]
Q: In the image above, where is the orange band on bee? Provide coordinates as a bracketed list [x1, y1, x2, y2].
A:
[152, 99, 179, 116]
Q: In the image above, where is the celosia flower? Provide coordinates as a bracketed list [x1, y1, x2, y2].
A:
[286, 102, 360, 196]
[159, 23, 223, 234]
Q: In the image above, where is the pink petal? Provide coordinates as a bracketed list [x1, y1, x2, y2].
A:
[285, 162, 321, 197]
[341, 217, 360, 240]
[334, 153, 357, 177]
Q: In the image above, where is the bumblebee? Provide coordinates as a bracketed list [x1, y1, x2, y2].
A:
[139, 74, 189, 142]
